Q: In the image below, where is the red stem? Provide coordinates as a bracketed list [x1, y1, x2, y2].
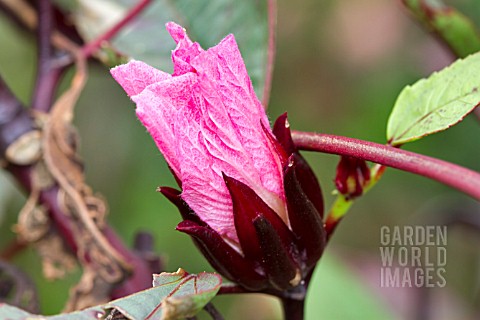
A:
[292, 131, 480, 200]
[281, 297, 305, 320]
[262, 0, 277, 108]
[204, 303, 225, 320]
[81, 0, 153, 58]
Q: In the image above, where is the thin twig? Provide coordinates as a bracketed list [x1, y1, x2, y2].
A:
[0, 0, 37, 29]
[204, 303, 225, 320]
[292, 131, 480, 200]
[0, 238, 28, 261]
[262, 0, 277, 109]
[81, 0, 153, 58]
[0, 0, 66, 51]
[401, 0, 480, 58]
[0, 0, 152, 61]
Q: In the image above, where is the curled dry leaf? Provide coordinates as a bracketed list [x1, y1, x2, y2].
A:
[64, 266, 114, 312]
[14, 160, 77, 281]
[3, 31, 132, 310]
[36, 232, 77, 280]
[38, 36, 133, 310]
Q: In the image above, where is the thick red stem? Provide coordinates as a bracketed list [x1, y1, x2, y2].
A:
[292, 131, 480, 200]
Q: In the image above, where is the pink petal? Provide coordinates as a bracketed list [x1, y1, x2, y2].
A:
[166, 22, 192, 45]
[190, 35, 286, 218]
[111, 22, 288, 244]
[166, 22, 204, 76]
[132, 73, 197, 178]
[110, 60, 171, 97]
[175, 104, 238, 241]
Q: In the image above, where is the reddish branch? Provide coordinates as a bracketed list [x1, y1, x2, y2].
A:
[292, 131, 480, 200]
[81, 0, 153, 58]
[0, 76, 153, 298]
[0, 0, 156, 303]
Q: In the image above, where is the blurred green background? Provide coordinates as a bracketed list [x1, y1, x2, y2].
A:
[0, 0, 479, 319]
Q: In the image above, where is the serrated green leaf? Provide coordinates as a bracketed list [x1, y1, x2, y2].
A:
[386, 52, 480, 146]
[0, 269, 221, 320]
[72, 0, 268, 99]
[403, 0, 480, 58]
[105, 269, 221, 320]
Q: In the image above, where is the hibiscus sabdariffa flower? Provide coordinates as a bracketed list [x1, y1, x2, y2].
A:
[111, 22, 326, 292]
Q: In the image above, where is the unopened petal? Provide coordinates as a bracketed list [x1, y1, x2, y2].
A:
[174, 104, 238, 241]
[166, 22, 192, 45]
[166, 22, 204, 76]
[191, 34, 286, 219]
[112, 23, 289, 248]
[132, 73, 197, 178]
[110, 60, 170, 97]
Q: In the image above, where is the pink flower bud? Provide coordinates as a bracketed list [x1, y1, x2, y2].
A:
[111, 23, 326, 291]
[111, 22, 286, 245]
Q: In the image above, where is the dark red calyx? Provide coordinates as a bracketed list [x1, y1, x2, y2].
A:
[158, 186, 206, 226]
[273, 113, 324, 217]
[288, 153, 324, 218]
[176, 220, 267, 291]
[284, 155, 326, 269]
[261, 120, 288, 167]
[223, 173, 298, 264]
[253, 215, 301, 291]
[335, 156, 371, 200]
[272, 112, 296, 156]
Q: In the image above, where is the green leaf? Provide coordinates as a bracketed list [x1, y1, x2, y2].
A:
[105, 269, 222, 320]
[386, 52, 480, 146]
[403, 0, 480, 58]
[72, 0, 268, 98]
[0, 269, 222, 320]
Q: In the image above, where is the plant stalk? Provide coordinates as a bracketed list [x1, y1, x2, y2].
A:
[281, 297, 305, 320]
[292, 131, 480, 200]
